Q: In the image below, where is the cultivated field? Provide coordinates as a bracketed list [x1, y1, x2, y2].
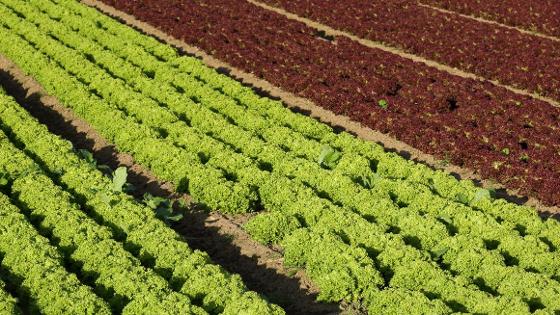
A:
[0, 0, 559, 314]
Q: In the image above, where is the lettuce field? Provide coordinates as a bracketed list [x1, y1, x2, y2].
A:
[0, 0, 559, 314]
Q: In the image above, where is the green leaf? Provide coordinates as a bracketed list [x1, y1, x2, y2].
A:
[426, 178, 436, 191]
[437, 215, 453, 225]
[378, 99, 388, 109]
[143, 193, 155, 208]
[123, 182, 136, 193]
[111, 166, 128, 192]
[144, 193, 181, 224]
[501, 148, 510, 156]
[318, 145, 342, 169]
[175, 198, 189, 209]
[456, 192, 470, 204]
[78, 149, 96, 166]
[97, 164, 112, 174]
[472, 188, 492, 203]
[155, 206, 171, 217]
[165, 213, 183, 222]
[143, 193, 168, 209]
[432, 247, 449, 260]
[0, 173, 9, 187]
[359, 173, 380, 189]
[99, 192, 111, 205]
[154, 202, 183, 224]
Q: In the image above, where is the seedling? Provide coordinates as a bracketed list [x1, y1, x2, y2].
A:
[143, 193, 183, 224]
[78, 149, 96, 165]
[111, 166, 128, 192]
[78, 149, 112, 174]
[378, 99, 388, 109]
[318, 145, 342, 169]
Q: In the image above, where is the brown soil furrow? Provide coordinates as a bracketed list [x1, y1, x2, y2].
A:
[81, 0, 560, 217]
[417, 3, 560, 43]
[0, 54, 339, 315]
[246, 0, 560, 109]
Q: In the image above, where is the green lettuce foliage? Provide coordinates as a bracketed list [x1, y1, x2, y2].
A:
[244, 211, 301, 244]
[1, 0, 560, 312]
[143, 193, 183, 224]
[0, 193, 110, 315]
[0, 94, 283, 314]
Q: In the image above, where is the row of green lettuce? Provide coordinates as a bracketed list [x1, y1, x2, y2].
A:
[0, 92, 282, 314]
[0, 0, 559, 313]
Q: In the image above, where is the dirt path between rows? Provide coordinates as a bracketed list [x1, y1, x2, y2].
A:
[81, 0, 560, 217]
[0, 55, 341, 315]
[417, 3, 560, 43]
[246, 0, 560, 109]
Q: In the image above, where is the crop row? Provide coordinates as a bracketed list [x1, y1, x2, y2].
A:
[260, 0, 560, 102]
[1, 135, 204, 314]
[421, 0, 560, 38]
[0, 92, 282, 314]
[98, 0, 560, 207]
[1, 0, 560, 312]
